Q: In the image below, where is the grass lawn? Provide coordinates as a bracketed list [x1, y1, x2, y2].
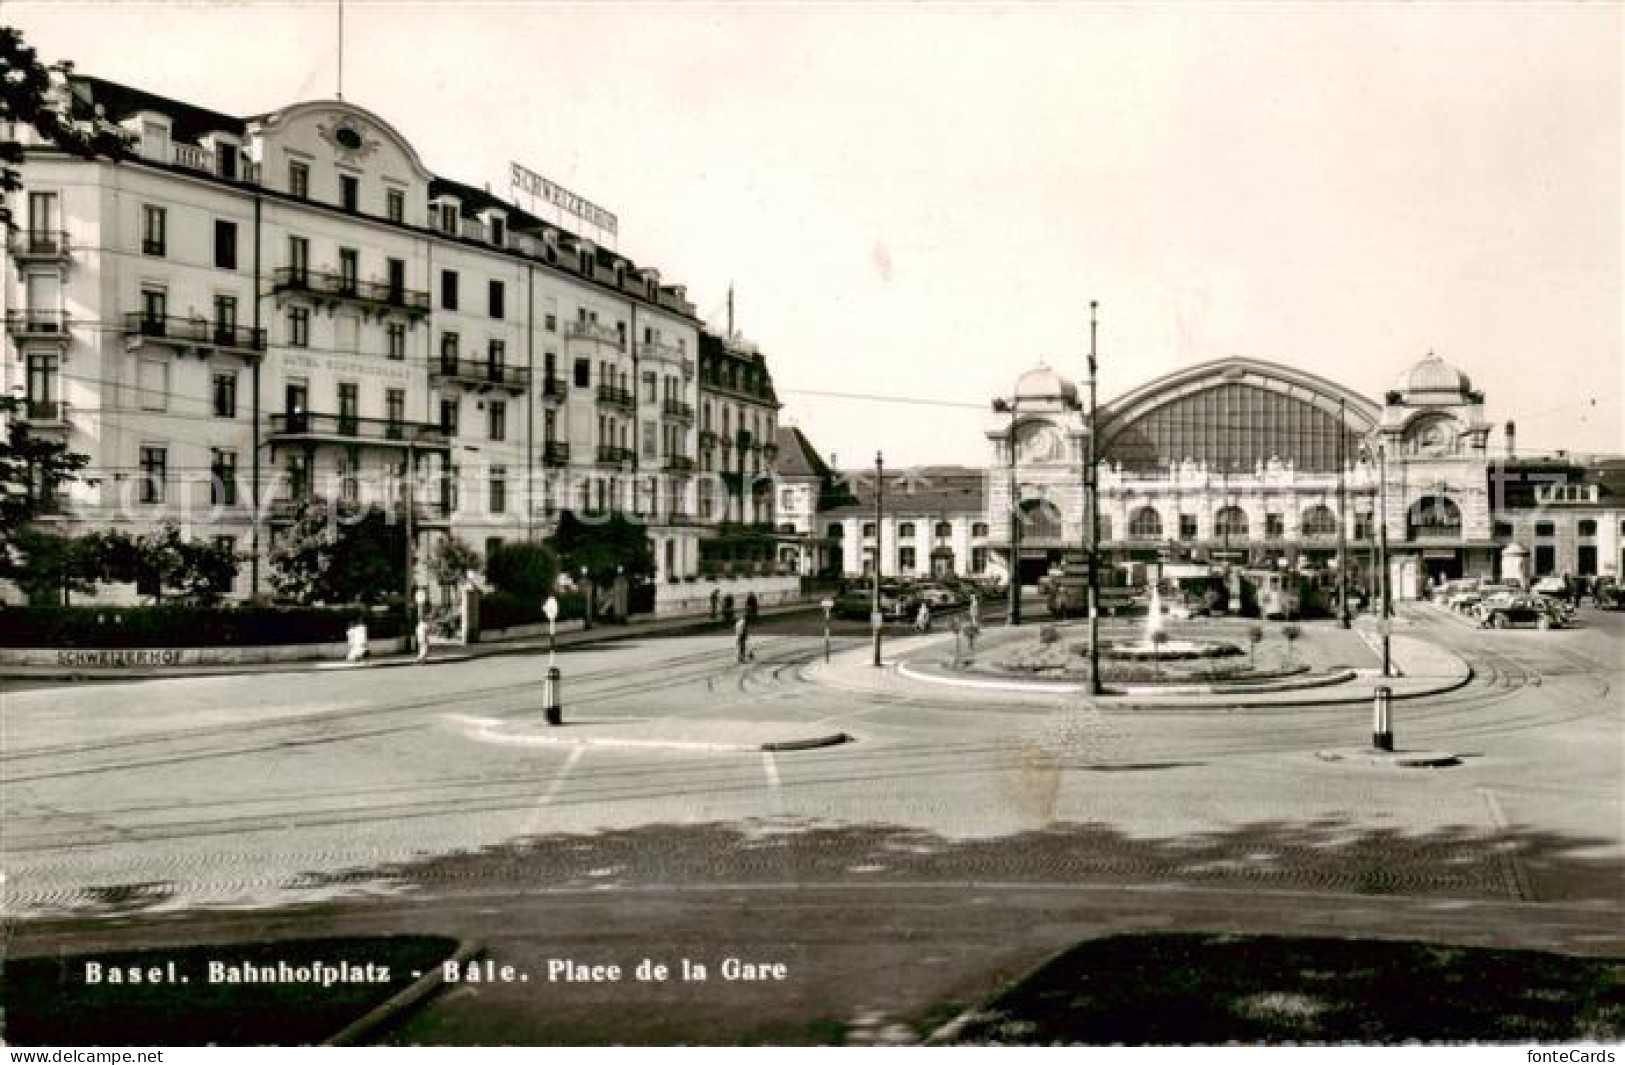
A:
[5, 936, 459, 1046]
[949, 933, 1625, 1045]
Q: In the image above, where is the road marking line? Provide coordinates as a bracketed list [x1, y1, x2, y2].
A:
[761, 750, 783, 811]
[525, 747, 584, 835]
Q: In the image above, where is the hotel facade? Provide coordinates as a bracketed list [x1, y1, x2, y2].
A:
[4, 75, 782, 598]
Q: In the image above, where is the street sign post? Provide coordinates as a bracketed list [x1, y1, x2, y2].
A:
[820, 597, 834, 663]
[542, 595, 561, 725]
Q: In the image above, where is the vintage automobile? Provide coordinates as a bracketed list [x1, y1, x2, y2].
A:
[1478, 595, 1567, 630]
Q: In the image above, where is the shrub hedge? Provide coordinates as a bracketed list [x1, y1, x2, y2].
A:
[0, 605, 406, 649]
[480, 591, 586, 632]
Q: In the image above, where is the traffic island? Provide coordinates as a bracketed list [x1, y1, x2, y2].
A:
[443, 713, 853, 753]
[1314, 747, 1461, 768]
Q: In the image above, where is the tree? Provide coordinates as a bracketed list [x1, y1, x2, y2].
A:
[547, 511, 654, 587]
[269, 500, 405, 605]
[77, 523, 238, 604]
[1281, 622, 1302, 666]
[485, 541, 558, 600]
[1, 26, 129, 230]
[429, 535, 481, 588]
[0, 396, 96, 544]
[8, 527, 97, 605]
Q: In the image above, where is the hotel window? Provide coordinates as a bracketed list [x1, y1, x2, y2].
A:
[899, 522, 916, 539]
[140, 287, 167, 332]
[490, 467, 508, 515]
[339, 447, 360, 504]
[138, 359, 168, 412]
[288, 160, 310, 198]
[489, 279, 505, 319]
[1579, 520, 1598, 537]
[899, 547, 917, 571]
[574, 358, 590, 387]
[339, 173, 359, 212]
[1179, 514, 1199, 540]
[213, 295, 238, 344]
[25, 354, 58, 412]
[643, 371, 657, 402]
[972, 547, 988, 573]
[337, 382, 360, 432]
[385, 389, 405, 436]
[489, 400, 507, 442]
[386, 187, 405, 222]
[214, 220, 237, 269]
[863, 522, 876, 538]
[141, 204, 166, 256]
[212, 372, 238, 418]
[544, 409, 557, 442]
[440, 397, 459, 436]
[972, 522, 989, 537]
[1265, 513, 1285, 540]
[1493, 521, 1514, 538]
[338, 247, 359, 293]
[935, 521, 953, 539]
[441, 269, 459, 310]
[210, 449, 238, 506]
[1535, 522, 1555, 537]
[545, 313, 557, 333]
[287, 306, 310, 347]
[288, 235, 309, 281]
[439, 203, 458, 234]
[387, 322, 406, 361]
[139, 446, 167, 504]
[490, 216, 505, 246]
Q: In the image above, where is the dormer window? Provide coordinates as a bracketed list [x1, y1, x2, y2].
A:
[217, 143, 238, 181]
[340, 174, 359, 212]
[489, 216, 505, 246]
[438, 202, 458, 235]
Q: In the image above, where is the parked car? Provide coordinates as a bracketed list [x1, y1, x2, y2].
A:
[917, 584, 960, 609]
[1479, 595, 1567, 630]
[1532, 576, 1569, 597]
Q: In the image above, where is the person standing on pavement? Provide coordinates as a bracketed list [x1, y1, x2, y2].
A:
[735, 613, 750, 663]
[916, 602, 931, 633]
[345, 617, 370, 663]
[414, 614, 431, 664]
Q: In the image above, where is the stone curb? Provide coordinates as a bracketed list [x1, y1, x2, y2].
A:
[1314, 747, 1462, 768]
[480, 730, 854, 754]
[324, 938, 481, 1047]
[896, 662, 1361, 697]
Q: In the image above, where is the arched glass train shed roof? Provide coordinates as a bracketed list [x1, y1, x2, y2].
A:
[1095, 358, 1381, 474]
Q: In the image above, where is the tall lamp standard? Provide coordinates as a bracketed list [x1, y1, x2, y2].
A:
[1086, 300, 1103, 697]
[1336, 397, 1351, 628]
[1360, 439, 1391, 677]
[991, 397, 1021, 626]
[872, 450, 884, 667]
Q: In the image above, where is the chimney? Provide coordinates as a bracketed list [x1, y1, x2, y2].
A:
[1504, 420, 1516, 458]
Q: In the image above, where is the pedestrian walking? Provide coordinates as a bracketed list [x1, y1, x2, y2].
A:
[709, 587, 720, 620]
[969, 593, 980, 621]
[735, 614, 750, 663]
[414, 615, 431, 664]
[345, 618, 370, 663]
[915, 602, 931, 633]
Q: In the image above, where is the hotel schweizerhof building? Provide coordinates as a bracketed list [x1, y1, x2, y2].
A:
[3, 75, 783, 598]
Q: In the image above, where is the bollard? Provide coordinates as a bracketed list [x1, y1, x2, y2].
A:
[544, 666, 562, 726]
[1372, 684, 1393, 751]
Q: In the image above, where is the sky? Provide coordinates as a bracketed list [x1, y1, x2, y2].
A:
[8, 1, 1621, 468]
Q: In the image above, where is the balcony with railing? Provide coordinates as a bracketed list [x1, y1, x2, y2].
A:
[268, 495, 451, 525]
[5, 309, 69, 340]
[268, 412, 450, 450]
[270, 267, 430, 318]
[595, 444, 636, 467]
[661, 398, 695, 422]
[698, 429, 719, 449]
[9, 229, 70, 262]
[18, 399, 70, 428]
[541, 440, 571, 467]
[638, 337, 684, 362]
[430, 356, 533, 394]
[540, 375, 568, 403]
[566, 320, 626, 349]
[663, 454, 696, 474]
[167, 142, 261, 183]
[123, 313, 266, 357]
[596, 384, 636, 412]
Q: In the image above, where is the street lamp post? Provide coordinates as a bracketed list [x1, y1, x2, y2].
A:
[1086, 301, 1102, 697]
[872, 450, 884, 667]
[1361, 439, 1392, 677]
[1337, 397, 1350, 628]
[991, 398, 1021, 626]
